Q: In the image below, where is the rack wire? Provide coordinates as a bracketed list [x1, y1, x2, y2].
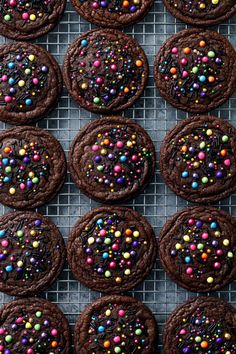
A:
[0, 1, 236, 353]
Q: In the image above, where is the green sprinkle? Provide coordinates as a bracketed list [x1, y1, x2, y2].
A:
[32, 177, 39, 184]
[222, 135, 229, 143]
[104, 238, 111, 245]
[17, 230, 23, 237]
[199, 142, 205, 149]
[93, 97, 100, 104]
[105, 270, 111, 278]
[34, 324, 41, 330]
[5, 166, 12, 173]
[208, 51, 215, 58]
[197, 243, 204, 250]
[96, 165, 104, 172]
[4, 14, 11, 21]
[135, 329, 142, 335]
[114, 347, 121, 353]
[202, 176, 208, 184]
[5, 335, 12, 343]
[192, 66, 198, 74]
[227, 251, 234, 258]
[195, 336, 201, 343]
[25, 68, 31, 75]
[36, 311, 42, 318]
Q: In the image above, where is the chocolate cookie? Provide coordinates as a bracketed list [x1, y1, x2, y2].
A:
[0, 42, 62, 125]
[71, 0, 153, 28]
[159, 206, 236, 292]
[0, 126, 66, 210]
[163, 296, 236, 354]
[0, 0, 66, 41]
[154, 29, 236, 113]
[160, 115, 236, 203]
[63, 29, 148, 113]
[0, 211, 65, 296]
[67, 206, 157, 293]
[0, 297, 70, 353]
[163, 0, 236, 27]
[74, 295, 158, 353]
[69, 116, 156, 203]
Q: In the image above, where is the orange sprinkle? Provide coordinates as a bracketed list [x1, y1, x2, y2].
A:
[199, 40, 206, 48]
[220, 149, 227, 157]
[4, 147, 11, 154]
[201, 341, 209, 349]
[103, 139, 110, 145]
[125, 229, 132, 235]
[104, 340, 110, 348]
[183, 47, 191, 54]
[135, 59, 143, 67]
[170, 67, 177, 75]
[208, 76, 215, 83]
[181, 145, 188, 152]
[124, 87, 130, 93]
[201, 253, 208, 260]
[51, 341, 58, 348]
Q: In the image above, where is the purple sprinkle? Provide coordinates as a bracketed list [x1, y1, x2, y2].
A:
[110, 89, 116, 95]
[96, 237, 102, 244]
[200, 91, 207, 98]
[132, 241, 138, 248]
[103, 95, 109, 101]
[193, 83, 199, 89]
[208, 162, 214, 169]
[94, 156, 102, 163]
[16, 55, 22, 61]
[216, 337, 222, 344]
[192, 173, 198, 179]
[171, 250, 177, 257]
[108, 153, 114, 160]
[130, 251, 136, 257]
[216, 171, 223, 178]
[97, 267, 104, 274]
[0, 254, 6, 261]
[23, 157, 30, 164]
[116, 177, 125, 185]
[100, 0, 107, 7]
[41, 66, 49, 73]
[9, 159, 15, 165]
[41, 332, 48, 338]
[107, 219, 112, 225]
[212, 240, 218, 247]
[196, 220, 203, 228]
[35, 219, 42, 227]
[26, 181, 33, 188]
[86, 248, 92, 254]
[21, 338, 28, 345]
[9, 88, 16, 94]
[183, 347, 191, 354]
[104, 179, 110, 185]
[43, 320, 50, 326]
[215, 57, 222, 65]
[130, 5, 137, 12]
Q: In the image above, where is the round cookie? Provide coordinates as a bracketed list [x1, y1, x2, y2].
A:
[163, 0, 236, 27]
[69, 116, 156, 203]
[154, 29, 236, 113]
[74, 295, 158, 353]
[0, 42, 62, 125]
[63, 29, 149, 113]
[0, 211, 65, 296]
[163, 296, 236, 354]
[159, 206, 236, 292]
[71, 0, 153, 28]
[0, 297, 70, 353]
[0, 126, 66, 210]
[0, 0, 66, 41]
[67, 206, 157, 293]
[160, 115, 236, 204]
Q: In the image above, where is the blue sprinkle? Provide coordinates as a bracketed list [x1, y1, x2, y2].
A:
[182, 171, 189, 178]
[185, 256, 191, 264]
[210, 222, 217, 229]
[25, 99, 32, 106]
[81, 39, 88, 47]
[0, 230, 5, 238]
[7, 62, 15, 69]
[98, 326, 105, 333]
[5, 265, 13, 272]
[120, 155, 127, 162]
[8, 78, 14, 85]
[192, 181, 198, 189]
[198, 75, 206, 83]
[3, 177, 10, 183]
[2, 158, 9, 165]
[96, 218, 103, 225]
[102, 252, 109, 259]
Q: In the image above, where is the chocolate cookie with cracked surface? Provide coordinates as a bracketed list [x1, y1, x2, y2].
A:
[0, 211, 65, 296]
[67, 206, 157, 293]
[69, 116, 156, 203]
[74, 295, 158, 353]
[71, 0, 153, 28]
[154, 29, 236, 112]
[0, 0, 66, 41]
[0, 42, 62, 125]
[0, 297, 70, 353]
[0, 126, 66, 210]
[163, 296, 236, 354]
[163, 0, 236, 26]
[63, 29, 148, 113]
[159, 206, 236, 292]
[160, 115, 236, 203]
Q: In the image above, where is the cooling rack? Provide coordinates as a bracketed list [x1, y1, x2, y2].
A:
[0, 1, 236, 353]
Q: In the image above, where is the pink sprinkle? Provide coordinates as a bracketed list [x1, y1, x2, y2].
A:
[0, 328, 5, 335]
[92, 1, 99, 8]
[33, 154, 40, 161]
[27, 349, 34, 354]
[171, 47, 178, 54]
[216, 249, 223, 256]
[100, 229, 106, 236]
[93, 60, 101, 68]
[16, 317, 23, 324]
[224, 159, 231, 166]
[4, 96, 12, 103]
[214, 262, 221, 269]
[92, 145, 99, 151]
[22, 12, 29, 20]
[109, 261, 116, 269]
[32, 78, 39, 85]
[20, 183, 25, 190]
[186, 267, 193, 275]
[164, 75, 169, 81]
[180, 58, 188, 66]
[9, 0, 16, 6]
[110, 64, 117, 71]
[86, 257, 93, 265]
[114, 165, 121, 173]
[190, 244, 196, 251]
[202, 56, 209, 63]
[116, 141, 123, 148]
[113, 336, 121, 343]
[112, 244, 119, 251]
[182, 71, 189, 78]
[0, 345, 4, 351]
[118, 309, 125, 317]
[202, 232, 209, 240]
[198, 152, 205, 160]
[1, 75, 7, 82]
[188, 219, 194, 226]
[1, 240, 8, 248]
[179, 329, 186, 335]
[96, 77, 103, 85]
[51, 329, 58, 336]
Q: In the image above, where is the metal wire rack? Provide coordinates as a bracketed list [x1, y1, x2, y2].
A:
[0, 1, 236, 353]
